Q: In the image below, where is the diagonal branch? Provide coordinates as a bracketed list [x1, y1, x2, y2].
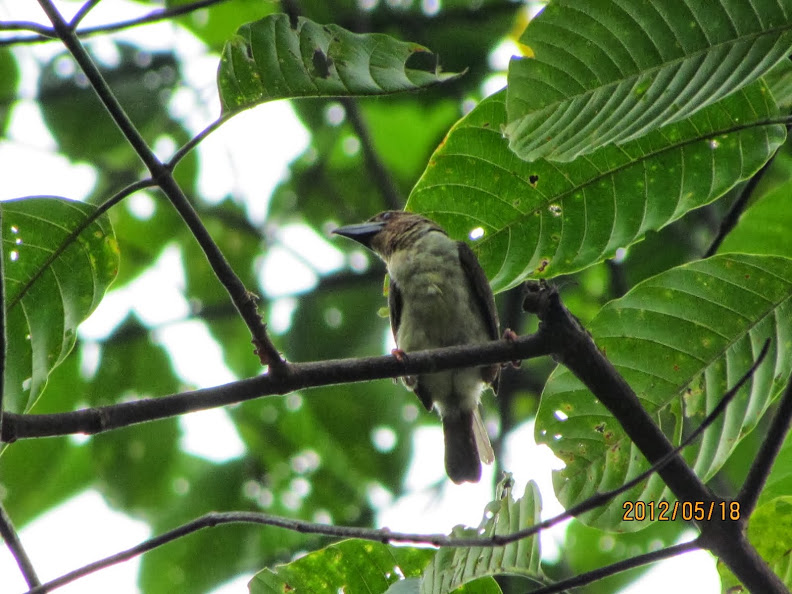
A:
[35, 0, 285, 373]
[0, 503, 40, 589]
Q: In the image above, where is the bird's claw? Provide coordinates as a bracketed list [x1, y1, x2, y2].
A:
[501, 328, 521, 368]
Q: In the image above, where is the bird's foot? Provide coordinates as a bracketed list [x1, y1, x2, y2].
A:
[501, 328, 521, 368]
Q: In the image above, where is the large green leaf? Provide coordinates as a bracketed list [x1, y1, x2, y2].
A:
[218, 14, 463, 113]
[536, 254, 792, 531]
[420, 480, 544, 593]
[506, 0, 792, 162]
[249, 539, 435, 593]
[406, 86, 784, 293]
[1, 197, 119, 413]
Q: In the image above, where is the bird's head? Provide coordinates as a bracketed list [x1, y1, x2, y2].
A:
[332, 211, 447, 260]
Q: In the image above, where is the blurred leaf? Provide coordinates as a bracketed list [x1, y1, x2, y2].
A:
[407, 86, 784, 292]
[563, 518, 686, 594]
[718, 497, 792, 590]
[0, 48, 19, 134]
[167, 0, 277, 51]
[1, 196, 118, 413]
[537, 254, 792, 531]
[218, 14, 463, 113]
[421, 479, 544, 593]
[251, 539, 435, 594]
[719, 177, 792, 258]
[506, 0, 792, 162]
[38, 43, 181, 171]
[765, 57, 792, 109]
[757, 434, 792, 508]
[0, 351, 92, 525]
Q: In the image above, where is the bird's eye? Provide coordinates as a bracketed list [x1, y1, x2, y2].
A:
[380, 212, 393, 221]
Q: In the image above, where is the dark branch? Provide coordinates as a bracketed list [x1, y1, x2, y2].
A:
[0, 503, 40, 588]
[69, 0, 102, 28]
[526, 542, 698, 594]
[35, 0, 285, 373]
[523, 281, 788, 594]
[738, 371, 792, 516]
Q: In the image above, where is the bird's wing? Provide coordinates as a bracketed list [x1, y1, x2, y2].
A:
[387, 275, 402, 345]
[389, 276, 433, 411]
[457, 242, 499, 341]
[458, 241, 500, 391]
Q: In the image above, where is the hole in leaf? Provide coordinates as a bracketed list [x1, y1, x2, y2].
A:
[405, 49, 437, 74]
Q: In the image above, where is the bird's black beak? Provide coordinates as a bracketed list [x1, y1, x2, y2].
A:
[332, 221, 386, 249]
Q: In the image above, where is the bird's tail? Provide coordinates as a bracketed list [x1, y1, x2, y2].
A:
[443, 407, 492, 484]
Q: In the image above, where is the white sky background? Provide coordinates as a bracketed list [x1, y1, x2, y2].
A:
[0, 1, 720, 593]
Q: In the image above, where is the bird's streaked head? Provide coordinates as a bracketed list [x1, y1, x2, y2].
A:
[332, 211, 446, 260]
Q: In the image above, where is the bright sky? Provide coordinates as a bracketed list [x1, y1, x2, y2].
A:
[0, 1, 720, 593]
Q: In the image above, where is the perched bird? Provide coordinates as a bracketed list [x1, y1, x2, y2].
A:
[333, 211, 499, 483]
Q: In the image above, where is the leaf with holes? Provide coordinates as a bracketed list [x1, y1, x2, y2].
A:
[420, 479, 544, 593]
[406, 85, 784, 293]
[535, 254, 792, 531]
[506, 0, 792, 162]
[2, 197, 119, 414]
[218, 14, 463, 112]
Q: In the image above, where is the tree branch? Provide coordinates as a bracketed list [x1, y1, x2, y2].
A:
[738, 371, 792, 516]
[35, 0, 285, 373]
[526, 541, 699, 594]
[0, 503, 40, 589]
[2, 333, 552, 441]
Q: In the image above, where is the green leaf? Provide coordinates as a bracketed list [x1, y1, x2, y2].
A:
[407, 86, 784, 292]
[2, 196, 119, 413]
[217, 14, 463, 113]
[765, 57, 792, 109]
[718, 497, 792, 590]
[249, 540, 435, 594]
[420, 479, 544, 593]
[506, 0, 792, 162]
[719, 177, 792, 258]
[0, 48, 19, 134]
[536, 254, 792, 531]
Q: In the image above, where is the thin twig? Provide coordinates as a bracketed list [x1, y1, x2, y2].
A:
[0, 193, 5, 439]
[0, 0, 229, 47]
[527, 541, 699, 594]
[738, 370, 792, 516]
[166, 115, 230, 171]
[0, 21, 56, 36]
[0, 503, 40, 588]
[341, 97, 403, 210]
[69, 0, 102, 29]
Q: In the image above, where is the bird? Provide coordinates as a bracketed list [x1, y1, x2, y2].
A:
[333, 211, 499, 483]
